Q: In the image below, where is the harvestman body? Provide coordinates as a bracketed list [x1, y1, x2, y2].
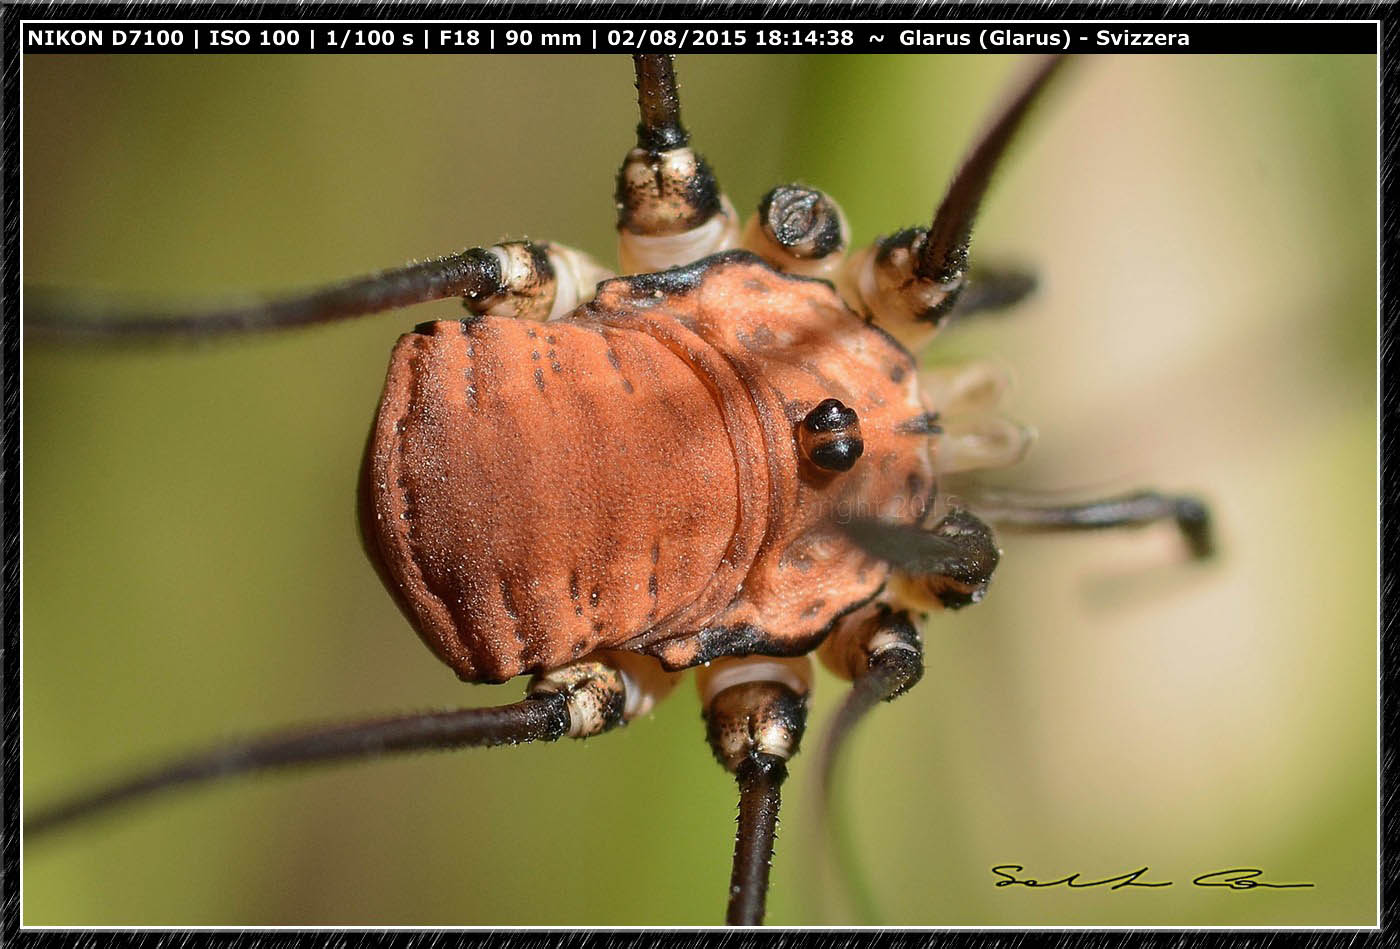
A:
[27, 54, 1213, 925]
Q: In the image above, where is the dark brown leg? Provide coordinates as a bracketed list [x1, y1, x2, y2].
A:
[25, 236, 614, 341]
[951, 265, 1038, 317]
[729, 754, 787, 925]
[698, 657, 811, 925]
[918, 56, 1067, 289]
[27, 656, 634, 839]
[976, 491, 1214, 559]
[851, 55, 1067, 347]
[632, 54, 688, 152]
[815, 605, 925, 922]
[25, 250, 505, 341]
[819, 608, 924, 793]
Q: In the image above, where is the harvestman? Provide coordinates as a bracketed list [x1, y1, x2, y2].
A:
[26, 54, 1212, 925]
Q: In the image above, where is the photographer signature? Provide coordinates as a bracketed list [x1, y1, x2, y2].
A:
[991, 865, 1314, 891]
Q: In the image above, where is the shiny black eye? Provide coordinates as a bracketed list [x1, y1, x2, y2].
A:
[799, 398, 864, 472]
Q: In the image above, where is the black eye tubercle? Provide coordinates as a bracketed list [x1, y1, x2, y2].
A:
[799, 398, 864, 473]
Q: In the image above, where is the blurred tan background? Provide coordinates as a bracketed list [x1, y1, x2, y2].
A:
[22, 53, 1376, 925]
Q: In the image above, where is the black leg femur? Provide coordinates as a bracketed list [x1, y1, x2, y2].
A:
[973, 490, 1214, 559]
[815, 604, 927, 923]
[25, 250, 506, 341]
[27, 655, 640, 839]
[918, 55, 1067, 288]
[26, 237, 618, 341]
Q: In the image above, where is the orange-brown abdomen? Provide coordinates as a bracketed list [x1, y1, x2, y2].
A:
[360, 311, 763, 682]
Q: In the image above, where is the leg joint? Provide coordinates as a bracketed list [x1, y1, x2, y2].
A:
[527, 658, 627, 739]
[697, 656, 812, 774]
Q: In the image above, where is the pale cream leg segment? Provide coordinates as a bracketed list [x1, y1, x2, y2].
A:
[920, 359, 1034, 476]
[842, 232, 964, 353]
[545, 244, 616, 319]
[528, 651, 680, 738]
[617, 192, 741, 274]
[616, 57, 741, 275]
[466, 241, 614, 322]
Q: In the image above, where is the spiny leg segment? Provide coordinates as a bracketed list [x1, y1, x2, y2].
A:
[26, 654, 669, 839]
[26, 239, 612, 341]
[697, 656, 812, 926]
[918, 56, 1067, 289]
[25, 251, 506, 340]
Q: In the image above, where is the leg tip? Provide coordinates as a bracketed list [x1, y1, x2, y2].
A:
[1173, 496, 1216, 560]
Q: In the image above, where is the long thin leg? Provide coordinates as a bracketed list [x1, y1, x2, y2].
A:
[975, 490, 1214, 559]
[697, 656, 811, 926]
[918, 55, 1067, 286]
[815, 605, 924, 922]
[28, 655, 643, 839]
[26, 696, 569, 838]
[27, 240, 612, 342]
[818, 609, 924, 795]
[729, 753, 787, 926]
[25, 250, 503, 341]
[848, 55, 1067, 349]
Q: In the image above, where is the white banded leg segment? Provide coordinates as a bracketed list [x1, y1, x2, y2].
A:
[617, 56, 739, 274]
[818, 601, 923, 695]
[525, 658, 620, 739]
[844, 228, 965, 353]
[463, 241, 612, 323]
[741, 184, 850, 281]
[599, 650, 681, 721]
[697, 656, 812, 773]
[526, 652, 681, 738]
[545, 244, 615, 319]
[618, 192, 740, 275]
[815, 604, 925, 801]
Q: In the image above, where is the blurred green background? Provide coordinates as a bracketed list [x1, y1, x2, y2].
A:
[22, 54, 1376, 925]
